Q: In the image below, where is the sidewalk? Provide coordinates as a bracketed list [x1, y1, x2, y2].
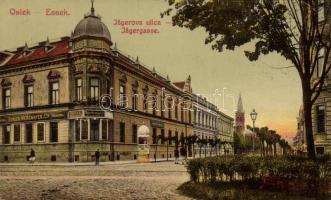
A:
[0, 157, 180, 166]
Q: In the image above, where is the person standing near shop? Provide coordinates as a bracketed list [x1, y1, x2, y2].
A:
[95, 149, 100, 166]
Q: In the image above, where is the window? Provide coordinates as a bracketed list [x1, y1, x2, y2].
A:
[189, 109, 192, 124]
[168, 130, 172, 145]
[168, 100, 172, 119]
[143, 93, 148, 111]
[14, 124, 20, 142]
[132, 124, 137, 143]
[180, 132, 184, 145]
[175, 101, 178, 119]
[50, 82, 59, 105]
[161, 129, 165, 144]
[316, 147, 325, 155]
[181, 104, 185, 122]
[25, 85, 33, 107]
[50, 122, 58, 142]
[132, 89, 138, 111]
[317, 48, 325, 78]
[37, 123, 45, 142]
[90, 119, 99, 141]
[3, 88, 10, 109]
[26, 123, 33, 143]
[108, 120, 113, 142]
[161, 94, 165, 117]
[317, 106, 325, 133]
[81, 119, 88, 140]
[76, 78, 82, 101]
[102, 119, 108, 140]
[153, 96, 157, 115]
[119, 85, 127, 107]
[120, 122, 125, 143]
[90, 78, 100, 100]
[152, 128, 157, 144]
[318, 0, 325, 22]
[75, 120, 81, 141]
[175, 131, 179, 144]
[3, 125, 10, 144]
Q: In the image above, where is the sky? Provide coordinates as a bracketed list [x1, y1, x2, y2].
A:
[0, 0, 302, 139]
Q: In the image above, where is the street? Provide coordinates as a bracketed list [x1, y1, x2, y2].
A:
[0, 162, 192, 200]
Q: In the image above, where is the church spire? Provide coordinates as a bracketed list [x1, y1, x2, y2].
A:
[237, 93, 244, 113]
[91, 0, 95, 15]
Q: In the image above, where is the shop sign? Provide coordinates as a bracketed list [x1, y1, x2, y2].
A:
[150, 120, 164, 128]
[0, 112, 66, 123]
[85, 110, 104, 117]
[68, 110, 83, 118]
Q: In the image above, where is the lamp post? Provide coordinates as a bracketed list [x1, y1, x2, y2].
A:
[250, 109, 258, 153]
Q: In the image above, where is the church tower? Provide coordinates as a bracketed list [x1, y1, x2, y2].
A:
[235, 94, 245, 134]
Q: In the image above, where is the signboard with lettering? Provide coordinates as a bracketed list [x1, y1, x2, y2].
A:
[85, 110, 104, 117]
[68, 110, 83, 119]
[150, 120, 164, 128]
[0, 112, 66, 123]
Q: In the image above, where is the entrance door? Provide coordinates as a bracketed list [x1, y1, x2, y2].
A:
[90, 119, 100, 141]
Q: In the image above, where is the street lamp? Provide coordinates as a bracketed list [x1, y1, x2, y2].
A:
[250, 109, 258, 153]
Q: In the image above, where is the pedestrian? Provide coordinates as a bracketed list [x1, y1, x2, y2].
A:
[29, 148, 35, 164]
[174, 148, 179, 164]
[95, 149, 100, 166]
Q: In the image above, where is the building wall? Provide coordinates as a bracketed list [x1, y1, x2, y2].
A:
[0, 64, 70, 109]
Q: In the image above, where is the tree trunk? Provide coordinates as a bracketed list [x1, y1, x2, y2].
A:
[302, 81, 316, 160]
[273, 144, 276, 156]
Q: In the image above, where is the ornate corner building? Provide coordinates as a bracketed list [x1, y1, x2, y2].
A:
[0, 4, 232, 162]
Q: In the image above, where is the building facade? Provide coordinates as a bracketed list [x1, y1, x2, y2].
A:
[0, 5, 196, 162]
[217, 111, 234, 155]
[308, 0, 331, 155]
[191, 94, 219, 157]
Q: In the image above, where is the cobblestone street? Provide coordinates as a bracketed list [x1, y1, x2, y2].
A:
[0, 162, 192, 200]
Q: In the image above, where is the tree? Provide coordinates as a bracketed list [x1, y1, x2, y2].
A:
[163, 0, 331, 160]
[233, 131, 242, 154]
[152, 134, 163, 162]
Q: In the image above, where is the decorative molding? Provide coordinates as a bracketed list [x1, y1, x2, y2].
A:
[1, 78, 11, 87]
[47, 70, 61, 80]
[132, 80, 139, 88]
[143, 84, 149, 92]
[22, 74, 35, 84]
[88, 64, 101, 73]
[119, 73, 127, 83]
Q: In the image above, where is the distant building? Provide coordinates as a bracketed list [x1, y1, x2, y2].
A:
[293, 105, 306, 153]
[235, 94, 245, 135]
[217, 111, 234, 155]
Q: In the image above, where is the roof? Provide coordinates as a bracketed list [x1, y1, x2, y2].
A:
[237, 93, 244, 113]
[73, 14, 111, 44]
[1, 37, 70, 66]
[173, 81, 185, 89]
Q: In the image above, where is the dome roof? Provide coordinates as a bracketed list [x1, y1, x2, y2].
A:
[243, 129, 256, 137]
[72, 8, 111, 44]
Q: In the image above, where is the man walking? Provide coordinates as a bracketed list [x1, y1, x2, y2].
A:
[95, 149, 100, 166]
[29, 148, 35, 164]
[174, 148, 179, 164]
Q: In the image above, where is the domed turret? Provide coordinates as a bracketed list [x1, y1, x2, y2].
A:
[71, 0, 112, 49]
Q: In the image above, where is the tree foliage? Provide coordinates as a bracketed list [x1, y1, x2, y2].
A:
[162, 0, 331, 159]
